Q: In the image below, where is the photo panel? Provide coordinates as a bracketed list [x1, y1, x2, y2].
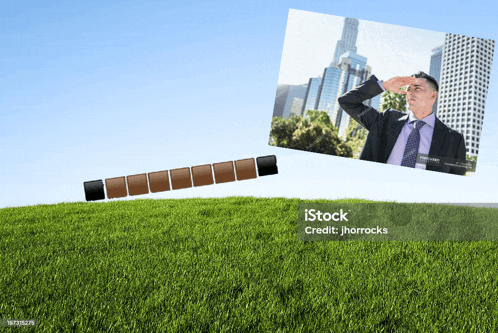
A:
[269, 9, 495, 176]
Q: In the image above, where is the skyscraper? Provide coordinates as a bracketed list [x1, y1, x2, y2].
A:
[429, 45, 443, 116]
[301, 76, 322, 116]
[300, 17, 377, 139]
[272, 84, 291, 117]
[290, 97, 304, 117]
[332, 18, 359, 66]
[331, 51, 371, 138]
[437, 33, 495, 157]
[281, 84, 308, 118]
[315, 65, 345, 117]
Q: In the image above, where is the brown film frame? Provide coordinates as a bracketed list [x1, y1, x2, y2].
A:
[170, 167, 193, 190]
[127, 173, 149, 196]
[213, 161, 236, 184]
[147, 170, 171, 193]
[191, 164, 215, 187]
[105, 176, 128, 199]
[234, 158, 257, 181]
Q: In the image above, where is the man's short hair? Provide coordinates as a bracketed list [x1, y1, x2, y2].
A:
[412, 71, 439, 92]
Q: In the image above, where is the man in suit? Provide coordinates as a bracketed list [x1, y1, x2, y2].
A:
[338, 72, 467, 175]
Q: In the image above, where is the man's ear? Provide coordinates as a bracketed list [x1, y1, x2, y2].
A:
[432, 91, 438, 100]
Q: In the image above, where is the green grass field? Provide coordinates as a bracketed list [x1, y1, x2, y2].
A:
[1, 197, 498, 332]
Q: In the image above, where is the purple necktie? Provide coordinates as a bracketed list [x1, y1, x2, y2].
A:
[401, 120, 425, 168]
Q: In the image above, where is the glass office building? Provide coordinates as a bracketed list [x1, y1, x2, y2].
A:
[301, 77, 323, 117]
[316, 51, 368, 138]
[332, 18, 359, 65]
[429, 45, 443, 116]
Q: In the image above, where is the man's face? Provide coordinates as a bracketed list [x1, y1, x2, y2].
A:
[406, 78, 437, 111]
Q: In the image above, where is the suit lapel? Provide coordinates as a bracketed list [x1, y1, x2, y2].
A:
[427, 117, 446, 171]
[428, 118, 445, 156]
[383, 113, 408, 162]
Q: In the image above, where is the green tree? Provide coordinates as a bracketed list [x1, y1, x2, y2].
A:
[344, 117, 367, 159]
[466, 155, 477, 163]
[269, 110, 353, 157]
[379, 87, 407, 113]
[268, 115, 301, 147]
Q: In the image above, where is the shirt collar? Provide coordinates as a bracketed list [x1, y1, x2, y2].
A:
[408, 111, 435, 128]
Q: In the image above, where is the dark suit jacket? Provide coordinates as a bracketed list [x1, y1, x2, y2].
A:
[338, 74, 467, 175]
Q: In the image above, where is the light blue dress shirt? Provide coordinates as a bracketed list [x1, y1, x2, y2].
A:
[377, 80, 435, 170]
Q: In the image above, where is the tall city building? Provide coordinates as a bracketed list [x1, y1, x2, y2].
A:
[290, 98, 304, 117]
[301, 76, 322, 117]
[296, 17, 379, 139]
[272, 84, 291, 117]
[311, 51, 371, 138]
[315, 64, 346, 116]
[281, 84, 308, 118]
[429, 45, 443, 116]
[332, 18, 359, 66]
[326, 51, 371, 138]
[437, 33, 495, 157]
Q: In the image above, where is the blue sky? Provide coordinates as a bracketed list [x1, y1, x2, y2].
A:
[1, 0, 498, 209]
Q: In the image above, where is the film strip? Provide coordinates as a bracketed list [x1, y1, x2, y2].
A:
[83, 155, 278, 202]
